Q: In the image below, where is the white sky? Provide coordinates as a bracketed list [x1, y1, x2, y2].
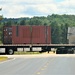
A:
[0, 0, 75, 18]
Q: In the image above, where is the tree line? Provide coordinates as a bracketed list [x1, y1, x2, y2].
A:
[0, 14, 75, 44]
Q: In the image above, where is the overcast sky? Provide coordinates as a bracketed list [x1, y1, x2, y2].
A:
[0, 0, 75, 18]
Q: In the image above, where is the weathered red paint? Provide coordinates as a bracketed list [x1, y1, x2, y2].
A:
[32, 26, 46, 44]
[3, 26, 12, 44]
[47, 26, 51, 44]
[3, 25, 51, 44]
[12, 26, 31, 44]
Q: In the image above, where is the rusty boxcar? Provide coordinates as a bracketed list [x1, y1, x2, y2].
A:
[1, 25, 75, 55]
[3, 25, 51, 44]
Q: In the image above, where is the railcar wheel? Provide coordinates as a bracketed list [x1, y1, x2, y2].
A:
[7, 49, 14, 55]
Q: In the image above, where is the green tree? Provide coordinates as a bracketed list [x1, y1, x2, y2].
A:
[51, 21, 62, 44]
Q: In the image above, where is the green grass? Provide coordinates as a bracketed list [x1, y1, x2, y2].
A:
[0, 56, 8, 61]
[14, 51, 41, 55]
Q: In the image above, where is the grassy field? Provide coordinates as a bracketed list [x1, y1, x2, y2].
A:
[14, 51, 41, 55]
[14, 51, 55, 55]
[0, 56, 8, 61]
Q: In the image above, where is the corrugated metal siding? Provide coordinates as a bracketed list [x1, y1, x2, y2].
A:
[67, 27, 75, 44]
[12, 26, 18, 44]
[21, 26, 31, 44]
[3, 26, 12, 44]
[32, 26, 46, 44]
[3, 25, 51, 44]
[12, 26, 31, 44]
[47, 26, 51, 44]
[12, 26, 22, 44]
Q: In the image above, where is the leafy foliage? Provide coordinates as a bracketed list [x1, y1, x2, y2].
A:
[0, 14, 75, 44]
